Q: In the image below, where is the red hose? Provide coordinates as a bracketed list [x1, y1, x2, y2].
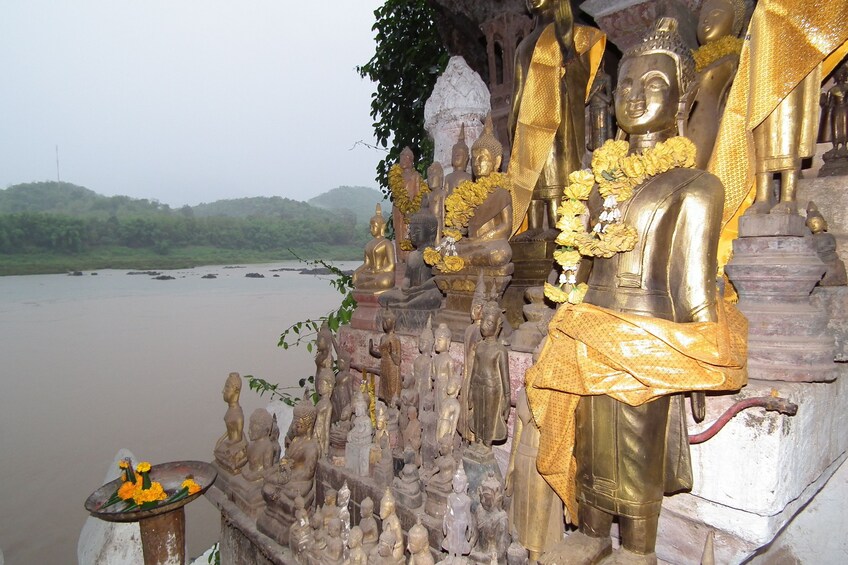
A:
[688, 396, 798, 444]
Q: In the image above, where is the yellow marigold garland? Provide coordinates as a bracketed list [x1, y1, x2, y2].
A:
[444, 172, 510, 230]
[388, 164, 430, 221]
[545, 138, 697, 304]
[692, 35, 743, 73]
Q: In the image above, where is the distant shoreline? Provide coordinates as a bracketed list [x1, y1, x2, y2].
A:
[0, 245, 361, 276]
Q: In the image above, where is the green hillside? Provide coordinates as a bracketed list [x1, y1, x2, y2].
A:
[308, 185, 385, 226]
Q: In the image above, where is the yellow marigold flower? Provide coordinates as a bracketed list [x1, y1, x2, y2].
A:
[181, 478, 202, 495]
[118, 460, 129, 469]
[555, 229, 581, 247]
[558, 198, 587, 219]
[443, 228, 462, 241]
[564, 180, 593, 201]
[118, 480, 138, 501]
[399, 239, 414, 251]
[567, 283, 589, 305]
[135, 481, 167, 503]
[567, 169, 594, 189]
[601, 222, 638, 253]
[442, 255, 465, 272]
[136, 462, 152, 473]
[544, 282, 568, 304]
[423, 247, 442, 266]
[555, 215, 584, 234]
[553, 249, 581, 268]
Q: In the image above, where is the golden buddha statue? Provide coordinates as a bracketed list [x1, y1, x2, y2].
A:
[392, 146, 425, 258]
[453, 115, 513, 268]
[509, 0, 604, 240]
[688, 0, 746, 169]
[527, 18, 746, 564]
[428, 162, 447, 244]
[214, 372, 248, 475]
[820, 61, 848, 172]
[444, 124, 473, 196]
[352, 204, 396, 291]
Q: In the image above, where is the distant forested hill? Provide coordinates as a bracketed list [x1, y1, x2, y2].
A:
[0, 182, 375, 268]
[308, 186, 384, 227]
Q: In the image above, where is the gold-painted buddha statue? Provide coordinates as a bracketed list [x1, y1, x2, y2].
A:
[688, 0, 746, 169]
[352, 204, 396, 292]
[528, 18, 746, 565]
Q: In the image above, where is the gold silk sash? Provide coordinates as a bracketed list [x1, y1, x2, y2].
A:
[525, 299, 748, 523]
[508, 24, 606, 235]
[711, 0, 848, 270]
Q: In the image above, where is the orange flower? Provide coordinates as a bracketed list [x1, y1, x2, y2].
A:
[136, 462, 151, 473]
[181, 478, 202, 495]
[118, 480, 138, 501]
[134, 481, 167, 503]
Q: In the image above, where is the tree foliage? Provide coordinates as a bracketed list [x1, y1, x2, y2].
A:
[358, 0, 450, 195]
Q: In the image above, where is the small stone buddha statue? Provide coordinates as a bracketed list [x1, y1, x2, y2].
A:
[353, 204, 396, 291]
[428, 161, 447, 244]
[459, 277, 485, 441]
[472, 472, 510, 563]
[242, 408, 275, 482]
[424, 436, 459, 520]
[371, 529, 403, 565]
[442, 465, 475, 560]
[370, 402, 394, 487]
[408, 517, 435, 565]
[392, 446, 424, 508]
[806, 201, 847, 286]
[432, 322, 454, 418]
[436, 376, 461, 446]
[349, 525, 368, 565]
[338, 481, 352, 556]
[445, 123, 473, 196]
[314, 370, 334, 460]
[689, 0, 746, 169]
[323, 518, 345, 565]
[288, 496, 313, 560]
[468, 301, 510, 448]
[345, 391, 373, 476]
[358, 496, 380, 555]
[399, 367, 419, 433]
[403, 405, 423, 466]
[214, 372, 248, 476]
[380, 487, 406, 562]
[454, 115, 513, 268]
[257, 398, 319, 545]
[370, 308, 402, 407]
[414, 317, 435, 413]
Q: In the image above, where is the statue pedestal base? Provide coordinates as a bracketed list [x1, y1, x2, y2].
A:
[502, 240, 556, 329]
[351, 290, 383, 331]
[212, 463, 242, 499]
[462, 443, 504, 509]
[727, 218, 835, 382]
[229, 474, 266, 520]
[434, 265, 513, 340]
[819, 149, 848, 177]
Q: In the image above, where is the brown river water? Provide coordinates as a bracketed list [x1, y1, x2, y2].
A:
[0, 262, 350, 563]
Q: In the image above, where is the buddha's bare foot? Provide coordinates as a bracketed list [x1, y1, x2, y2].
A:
[743, 201, 771, 216]
[512, 228, 543, 242]
[538, 531, 612, 565]
[598, 549, 657, 565]
[770, 201, 798, 215]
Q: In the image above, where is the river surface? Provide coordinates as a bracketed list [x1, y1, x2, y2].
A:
[0, 261, 352, 564]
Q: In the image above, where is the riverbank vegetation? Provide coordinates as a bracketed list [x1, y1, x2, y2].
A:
[0, 182, 381, 275]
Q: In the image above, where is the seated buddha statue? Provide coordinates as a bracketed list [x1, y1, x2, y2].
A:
[453, 115, 513, 268]
[257, 398, 319, 545]
[352, 204, 396, 291]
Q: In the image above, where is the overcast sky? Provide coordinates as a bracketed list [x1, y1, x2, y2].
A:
[0, 1, 385, 207]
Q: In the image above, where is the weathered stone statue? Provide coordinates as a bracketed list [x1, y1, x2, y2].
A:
[371, 529, 403, 565]
[370, 309, 402, 407]
[432, 322, 454, 418]
[444, 123, 473, 196]
[505, 388, 563, 561]
[419, 385, 439, 472]
[472, 472, 509, 564]
[442, 466, 475, 560]
[436, 376, 461, 446]
[459, 277, 485, 441]
[359, 496, 380, 555]
[379, 203, 442, 325]
[242, 408, 275, 482]
[270, 413, 282, 465]
[324, 518, 345, 565]
[214, 372, 248, 476]
[349, 526, 368, 565]
[314, 369, 334, 461]
[403, 405, 422, 466]
[820, 61, 848, 176]
[392, 146, 426, 261]
[380, 488, 406, 562]
[392, 447, 424, 509]
[338, 481, 351, 558]
[288, 496, 312, 561]
[408, 517, 436, 565]
[346, 391, 373, 476]
[507, 529, 530, 565]
[468, 301, 510, 448]
[509, 0, 604, 240]
[806, 201, 848, 286]
[510, 285, 555, 353]
[399, 365, 419, 433]
[527, 18, 746, 564]
[371, 402, 394, 487]
[689, 0, 746, 169]
[425, 436, 459, 520]
[353, 204, 396, 291]
[414, 317, 435, 415]
[588, 70, 614, 152]
[429, 162, 447, 245]
[307, 512, 327, 564]
[330, 336, 353, 424]
[257, 398, 320, 545]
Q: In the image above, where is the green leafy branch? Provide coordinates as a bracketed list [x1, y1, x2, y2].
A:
[245, 375, 318, 407]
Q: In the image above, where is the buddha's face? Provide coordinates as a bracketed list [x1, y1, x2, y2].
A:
[698, 0, 735, 44]
[399, 149, 414, 169]
[808, 215, 827, 234]
[480, 309, 501, 338]
[451, 145, 469, 170]
[419, 333, 434, 354]
[472, 147, 501, 178]
[471, 301, 484, 322]
[615, 53, 680, 136]
[370, 216, 385, 238]
[382, 314, 395, 333]
[453, 473, 467, 493]
[318, 376, 333, 397]
[428, 167, 444, 189]
[435, 331, 450, 353]
[295, 416, 310, 437]
[362, 499, 373, 516]
[380, 497, 393, 519]
[222, 379, 239, 402]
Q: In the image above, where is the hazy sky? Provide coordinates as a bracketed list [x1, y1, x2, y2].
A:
[0, 1, 385, 207]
